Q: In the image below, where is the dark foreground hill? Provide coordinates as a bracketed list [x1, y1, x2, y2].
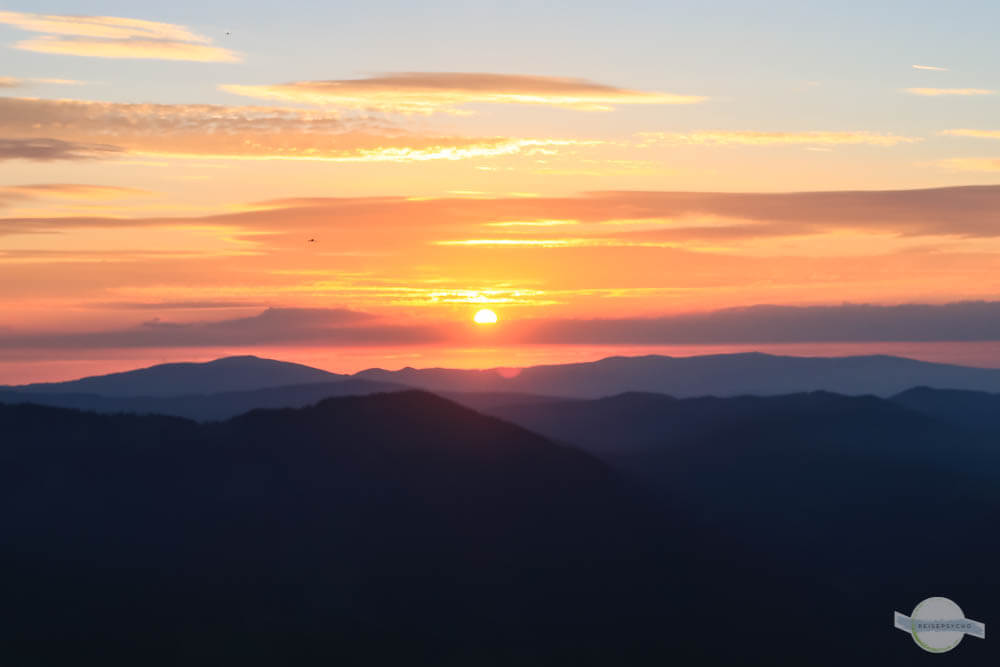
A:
[0, 392, 690, 666]
[890, 386, 1000, 433]
[2, 390, 996, 665]
[484, 390, 999, 664]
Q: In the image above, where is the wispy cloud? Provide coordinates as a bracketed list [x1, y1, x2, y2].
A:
[0, 138, 123, 161]
[221, 72, 706, 113]
[33, 77, 88, 85]
[7, 301, 1000, 350]
[912, 64, 949, 71]
[0, 97, 593, 163]
[7, 185, 1000, 241]
[0, 75, 88, 87]
[637, 130, 921, 147]
[0, 307, 445, 349]
[16, 36, 241, 62]
[0, 11, 240, 62]
[904, 88, 995, 96]
[0, 184, 150, 207]
[940, 128, 1000, 140]
[935, 157, 1000, 172]
[506, 301, 1000, 344]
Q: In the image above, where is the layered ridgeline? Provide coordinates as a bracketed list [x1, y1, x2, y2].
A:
[482, 390, 999, 666]
[7, 352, 1000, 398]
[2, 388, 998, 663]
[6, 353, 1000, 422]
[356, 352, 1000, 397]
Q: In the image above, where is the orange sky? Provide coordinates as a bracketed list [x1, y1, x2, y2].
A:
[3, 9, 1000, 382]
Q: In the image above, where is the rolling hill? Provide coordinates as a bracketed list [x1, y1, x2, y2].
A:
[5, 355, 344, 397]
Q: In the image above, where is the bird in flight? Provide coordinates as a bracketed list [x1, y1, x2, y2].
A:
[308, 238, 316, 243]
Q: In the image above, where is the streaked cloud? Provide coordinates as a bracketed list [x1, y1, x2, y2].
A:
[7, 185, 1000, 240]
[940, 128, 1000, 140]
[912, 64, 949, 71]
[904, 88, 995, 96]
[0, 137, 123, 161]
[637, 130, 921, 147]
[221, 72, 706, 113]
[0, 11, 240, 62]
[506, 301, 1000, 344]
[33, 77, 88, 85]
[7, 301, 1000, 350]
[0, 97, 590, 163]
[935, 158, 1000, 172]
[0, 76, 88, 87]
[16, 36, 240, 62]
[0, 11, 207, 41]
[0, 184, 151, 207]
[0, 307, 444, 349]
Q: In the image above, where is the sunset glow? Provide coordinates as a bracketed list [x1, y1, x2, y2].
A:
[2, 3, 1000, 383]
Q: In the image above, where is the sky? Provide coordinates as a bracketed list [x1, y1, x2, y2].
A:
[3, 1, 1000, 382]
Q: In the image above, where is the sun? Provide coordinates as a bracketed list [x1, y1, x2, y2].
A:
[473, 308, 498, 324]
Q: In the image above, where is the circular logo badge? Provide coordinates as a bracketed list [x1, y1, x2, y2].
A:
[909, 597, 970, 653]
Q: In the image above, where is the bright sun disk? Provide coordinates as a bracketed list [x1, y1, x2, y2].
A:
[474, 308, 498, 324]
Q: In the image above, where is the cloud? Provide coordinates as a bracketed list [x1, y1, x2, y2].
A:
[935, 158, 1000, 172]
[6, 185, 1000, 242]
[0, 96, 590, 162]
[904, 88, 995, 96]
[0, 137, 123, 161]
[637, 130, 921, 147]
[0, 307, 446, 349]
[0, 11, 240, 62]
[0, 76, 86, 87]
[1, 184, 149, 197]
[940, 129, 1000, 140]
[33, 78, 87, 85]
[221, 72, 706, 113]
[7, 302, 1000, 350]
[16, 36, 240, 62]
[912, 65, 949, 71]
[507, 301, 1000, 344]
[0, 183, 151, 208]
[89, 300, 269, 310]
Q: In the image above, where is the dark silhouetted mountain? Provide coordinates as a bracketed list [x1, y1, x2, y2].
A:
[482, 390, 999, 665]
[0, 378, 407, 422]
[0, 392, 694, 666]
[3, 388, 997, 665]
[358, 352, 1000, 398]
[5, 355, 343, 397]
[891, 386, 1000, 434]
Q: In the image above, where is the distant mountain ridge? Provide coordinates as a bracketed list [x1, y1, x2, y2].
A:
[357, 351, 1000, 397]
[0, 378, 407, 422]
[4, 355, 344, 397]
[7, 353, 1000, 420]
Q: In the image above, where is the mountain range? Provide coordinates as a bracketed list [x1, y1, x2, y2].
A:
[8, 351, 1000, 399]
[1, 353, 997, 664]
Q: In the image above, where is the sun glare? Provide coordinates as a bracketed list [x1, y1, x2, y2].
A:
[473, 308, 498, 324]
